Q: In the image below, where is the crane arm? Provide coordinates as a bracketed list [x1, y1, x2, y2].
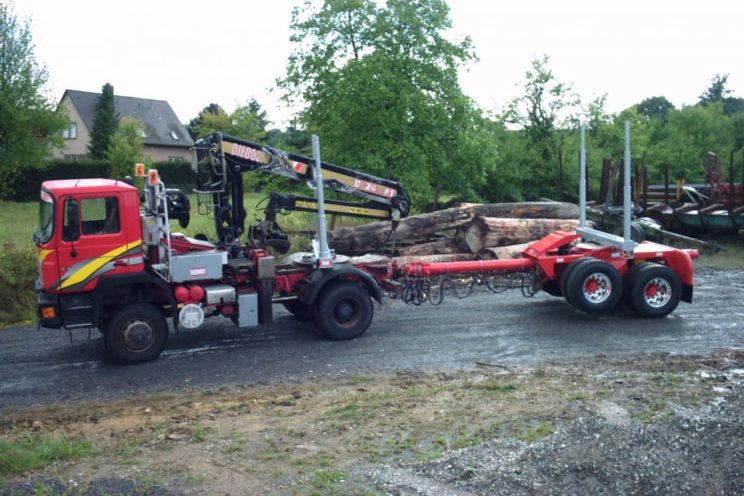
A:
[192, 132, 410, 249]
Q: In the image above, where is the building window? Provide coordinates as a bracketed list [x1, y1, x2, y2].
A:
[62, 123, 77, 139]
[64, 154, 89, 161]
[168, 155, 185, 162]
[169, 130, 180, 140]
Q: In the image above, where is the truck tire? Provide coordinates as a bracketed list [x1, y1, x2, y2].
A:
[565, 259, 622, 314]
[283, 300, 312, 321]
[560, 257, 599, 306]
[625, 263, 681, 318]
[105, 304, 168, 364]
[313, 282, 373, 340]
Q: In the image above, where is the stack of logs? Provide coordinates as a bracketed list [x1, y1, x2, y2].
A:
[327, 202, 580, 264]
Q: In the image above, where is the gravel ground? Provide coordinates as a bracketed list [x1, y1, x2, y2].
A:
[1, 265, 743, 495]
[3, 356, 744, 495]
[371, 367, 744, 496]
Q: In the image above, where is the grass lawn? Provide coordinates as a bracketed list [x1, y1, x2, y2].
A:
[0, 200, 39, 250]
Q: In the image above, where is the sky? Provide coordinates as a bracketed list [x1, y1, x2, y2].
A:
[14, 0, 744, 128]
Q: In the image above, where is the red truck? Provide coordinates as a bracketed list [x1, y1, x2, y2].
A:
[34, 133, 409, 364]
[34, 127, 697, 365]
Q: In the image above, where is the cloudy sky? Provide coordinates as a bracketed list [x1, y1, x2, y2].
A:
[15, 0, 744, 127]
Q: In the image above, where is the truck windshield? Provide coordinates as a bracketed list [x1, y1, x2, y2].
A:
[34, 190, 54, 244]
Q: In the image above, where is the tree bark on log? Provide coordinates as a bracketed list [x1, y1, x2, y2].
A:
[392, 253, 477, 267]
[328, 202, 578, 255]
[396, 238, 465, 257]
[461, 217, 580, 253]
[477, 242, 534, 260]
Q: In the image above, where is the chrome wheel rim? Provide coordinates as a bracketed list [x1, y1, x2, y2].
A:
[582, 273, 613, 304]
[643, 277, 672, 308]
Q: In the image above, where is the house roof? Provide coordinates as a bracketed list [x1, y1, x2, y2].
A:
[62, 89, 194, 148]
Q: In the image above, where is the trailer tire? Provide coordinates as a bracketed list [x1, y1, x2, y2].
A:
[313, 282, 373, 341]
[565, 260, 622, 314]
[105, 304, 168, 364]
[560, 257, 599, 306]
[283, 300, 313, 321]
[625, 263, 681, 318]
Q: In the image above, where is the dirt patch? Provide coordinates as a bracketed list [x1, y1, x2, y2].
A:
[1, 350, 743, 495]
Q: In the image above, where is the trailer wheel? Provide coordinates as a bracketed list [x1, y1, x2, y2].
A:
[565, 260, 622, 313]
[105, 304, 168, 364]
[560, 257, 599, 306]
[626, 263, 681, 318]
[283, 300, 312, 321]
[313, 282, 373, 340]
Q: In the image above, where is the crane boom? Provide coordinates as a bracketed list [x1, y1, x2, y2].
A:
[193, 132, 411, 249]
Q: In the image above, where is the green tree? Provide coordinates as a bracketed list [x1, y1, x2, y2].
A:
[189, 102, 266, 142]
[247, 98, 270, 132]
[187, 103, 222, 139]
[279, 0, 493, 207]
[501, 55, 581, 199]
[656, 102, 733, 181]
[0, 2, 68, 199]
[636, 96, 674, 121]
[698, 73, 744, 116]
[266, 126, 311, 154]
[88, 83, 118, 159]
[699, 73, 730, 106]
[107, 116, 146, 179]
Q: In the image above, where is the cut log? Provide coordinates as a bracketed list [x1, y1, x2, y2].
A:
[468, 202, 578, 219]
[328, 202, 578, 255]
[396, 238, 465, 257]
[461, 217, 580, 253]
[392, 252, 477, 267]
[477, 242, 534, 260]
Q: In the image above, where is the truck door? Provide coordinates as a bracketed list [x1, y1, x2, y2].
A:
[56, 193, 139, 292]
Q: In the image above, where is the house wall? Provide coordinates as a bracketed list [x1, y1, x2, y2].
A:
[54, 95, 91, 159]
[53, 94, 192, 163]
[143, 145, 191, 163]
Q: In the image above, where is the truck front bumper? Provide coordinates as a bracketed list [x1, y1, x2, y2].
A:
[36, 281, 61, 329]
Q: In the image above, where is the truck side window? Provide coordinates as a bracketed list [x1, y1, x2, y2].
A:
[62, 198, 80, 242]
[81, 197, 120, 235]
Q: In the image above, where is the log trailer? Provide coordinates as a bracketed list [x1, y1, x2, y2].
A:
[34, 125, 697, 364]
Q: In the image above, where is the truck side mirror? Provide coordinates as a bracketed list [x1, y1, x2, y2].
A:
[64, 198, 80, 241]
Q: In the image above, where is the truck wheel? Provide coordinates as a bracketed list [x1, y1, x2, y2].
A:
[560, 257, 598, 306]
[565, 260, 622, 314]
[313, 282, 373, 340]
[626, 263, 681, 318]
[283, 300, 312, 321]
[105, 304, 168, 364]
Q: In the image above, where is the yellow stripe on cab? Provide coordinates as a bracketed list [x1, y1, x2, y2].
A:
[59, 240, 142, 290]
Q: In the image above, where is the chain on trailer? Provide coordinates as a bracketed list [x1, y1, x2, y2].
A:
[390, 267, 543, 306]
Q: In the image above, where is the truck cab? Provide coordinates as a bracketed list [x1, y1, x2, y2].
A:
[35, 179, 144, 329]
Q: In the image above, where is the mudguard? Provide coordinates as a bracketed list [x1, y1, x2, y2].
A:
[94, 272, 179, 329]
[298, 265, 382, 305]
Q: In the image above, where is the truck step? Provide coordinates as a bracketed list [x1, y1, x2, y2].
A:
[64, 323, 94, 329]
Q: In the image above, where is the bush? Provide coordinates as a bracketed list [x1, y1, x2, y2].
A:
[5, 160, 111, 201]
[151, 160, 193, 188]
[3, 160, 194, 201]
[0, 246, 37, 327]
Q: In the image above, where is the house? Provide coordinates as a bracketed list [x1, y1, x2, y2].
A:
[55, 89, 194, 162]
